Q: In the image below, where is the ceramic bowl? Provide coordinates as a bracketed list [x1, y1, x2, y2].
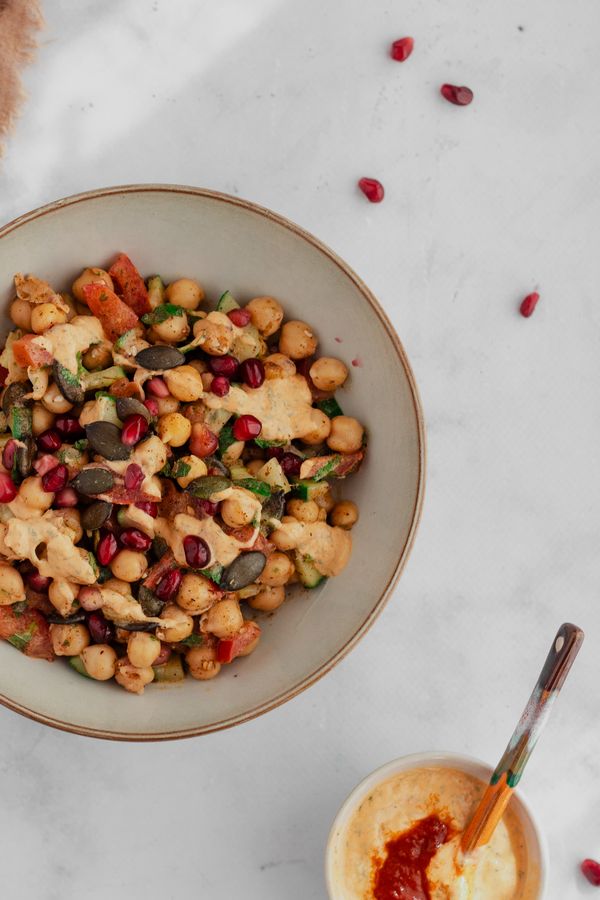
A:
[326, 751, 548, 898]
[0, 185, 424, 740]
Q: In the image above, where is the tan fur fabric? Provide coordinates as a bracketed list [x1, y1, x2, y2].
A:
[0, 0, 43, 153]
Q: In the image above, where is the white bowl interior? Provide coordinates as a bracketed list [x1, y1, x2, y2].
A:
[326, 752, 547, 899]
[0, 187, 423, 738]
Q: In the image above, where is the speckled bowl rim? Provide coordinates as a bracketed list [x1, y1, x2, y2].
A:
[0, 184, 426, 741]
[325, 751, 548, 899]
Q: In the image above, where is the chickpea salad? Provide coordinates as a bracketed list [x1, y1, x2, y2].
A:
[0, 254, 365, 693]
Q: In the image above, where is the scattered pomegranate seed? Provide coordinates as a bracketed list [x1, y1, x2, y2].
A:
[121, 414, 149, 446]
[266, 446, 284, 461]
[190, 424, 219, 458]
[209, 355, 240, 379]
[228, 308, 251, 327]
[582, 859, 600, 886]
[54, 487, 79, 508]
[27, 572, 51, 592]
[54, 416, 83, 437]
[0, 366, 8, 389]
[42, 463, 68, 493]
[183, 534, 211, 568]
[390, 36, 414, 61]
[440, 83, 473, 106]
[37, 429, 62, 452]
[87, 610, 115, 644]
[233, 415, 262, 441]
[195, 498, 219, 517]
[124, 463, 144, 491]
[334, 336, 343, 343]
[519, 292, 540, 318]
[119, 527, 152, 551]
[351, 357, 363, 368]
[280, 452, 302, 477]
[153, 642, 172, 666]
[34, 455, 60, 477]
[145, 377, 170, 398]
[0, 472, 16, 503]
[239, 358, 265, 389]
[155, 568, 182, 601]
[134, 501, 158, 518]
[143, 397, 159, 417]
[2, 439, 17, 471]
[211, 375, 230, 397]
[358, 178, 385, 203]
[97, 531, 119, 566]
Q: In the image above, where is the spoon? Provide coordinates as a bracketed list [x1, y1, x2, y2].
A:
[461, 622, 584, 856]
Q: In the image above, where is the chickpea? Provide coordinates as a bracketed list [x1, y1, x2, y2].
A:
[237, 630, 261, 657]
[175, 454, 208, 488]
[246, 296, 284, 337]
[60, 292, 77, 321]
[186, 644, 221, 680]
[31, 403, 55, 436]
[330, 500, 359, 529]
[165, 278, 204, 310]
[156, 603, 194, 642]
[10, 298, 32, 331]
[110, 550, 148, 583]
[270, 517, 301, 551]
[286, 498, 319, 524]
[264, 352, 296, 380]
[158, 412, 191, 447]
[187, 358, 208, 375]
[201, 372, 213, 391]
[327, 416, 364, 454]
[103, 578, 132, 597]
[164, 365, 204, 402]
[150, 313, 190, 344]
[205, 597, 244, 639]
[279, 320, 318, 359]
[193, 316, 233, 356]
[0, 565, 25, 605]
[127, 632, 161, 668]
[301, 409, 331, 445]
[115, 658, 155, 694]
[317, 507, 327, 521]
[156, 395, 180, 416]
[19, 476, 54, 511]
[82, 343, 112, 371]
[177, 573, 220, 614]
[309, 357, 348, 392]
[257, 552, 294, 587]
[80, 644, 117, 681]
[133, 435, 168, 476]
[248, 584, 285, 612]
[54, 508, 83, 542]
[31, 303, 67, 334]
[246, 459, 265, 477]
[315, 487, 335, 512]
[42, 382, 73, 414]
[72, 267, 114, 303]
[220, 489, 257, 528]
[50, 623, 90, 657]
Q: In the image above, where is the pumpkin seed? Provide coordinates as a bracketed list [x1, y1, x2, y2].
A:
[186, 475, 232, 499]
[72, 468, 115, 496]
[135, 346, 185, 371]
[138, 586, 165, 617]
[46, 612, 87, 624]
[15, 437, 35, 479]
[115, 621, 158, 632]
[115, 397, 152, 423]
[52, 361, 84, 405]
[81, 499, 113, 530]
[2, 382, 31, 416]
[220, 551, 266, 591]
[261, 489, 285, 521]
[151, 536, 169, 560]
[86, 421, 130, 460]
[203, 456, 230, 477]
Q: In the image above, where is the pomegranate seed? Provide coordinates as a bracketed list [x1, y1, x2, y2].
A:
[78, 586, 103, 611]
[239, 358, 265, 389]
[153, 643, 172, 666]
[121, 414, 149, 446]
[0, 472, 18, 503]
[87, 610, 115, 644]
[143, 397, 159, 417]
[390, 37, 414, 61]
[155, 568, 182, 601]
[0, 366, 8, 389]
[280, 452, 302, 477]
[228, 308, 251, 327]
[358, 178, 385, 203]
[2, 439, 17, 470]
[190, 424, 219, 458]
[440, 83, 473, 106]
[42, 463, 68, 493]
[582, 859, 600, 886]
[124, 463, 144, 491]
[54, 487, 79, 508]
[520, 292, 540, 318]
[195, 498, 219, 517]
[119, 527, 152, 551]
[211, 375, 230, 397]
[37, 429, 62, 452]
[97, 531, 119, 566]
[266, 446, 284, 461]
[134, 501, 158, 518]
[145, 377, 170, 398]
[54, 416, 83, 437]
[183, 535, 211, 568]
[27, 572, 51, 592]
[34, 455, 60, 477]
[233, 415, 262, 441]
[208, 355, 239, 379]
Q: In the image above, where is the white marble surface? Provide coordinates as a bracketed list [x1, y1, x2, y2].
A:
[1, 0, 599, 897]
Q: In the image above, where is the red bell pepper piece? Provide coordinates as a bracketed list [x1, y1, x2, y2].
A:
[108, 253, 151, 317]
[82, 282, 139, 342]
[12, 334, 54, 369]
[0, 606, 54, 661]
[217, 621, 261, 663]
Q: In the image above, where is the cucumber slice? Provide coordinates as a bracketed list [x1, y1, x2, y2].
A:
[69, 656, 91, 678]
[235, 478, 271, 498]
[141, 303, 184, 325]
[216, 291, 240, 314]
[147, 275, 165, 310]
[229, 462, 252, 481]
[153, 654, 185, 683]
[292, 479, 330, 502]
[205, 407, 232, 435]
[255, 458, 291, 493]
[295, 553, 326, 589]
[316, 396, 344, 419]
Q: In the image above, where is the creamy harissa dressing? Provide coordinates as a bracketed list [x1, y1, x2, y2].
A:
[272, 519, 351, 576]
[1, 508, 96, 584]
[332, 767, 539, 900]
[33, 316, 104, 373]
